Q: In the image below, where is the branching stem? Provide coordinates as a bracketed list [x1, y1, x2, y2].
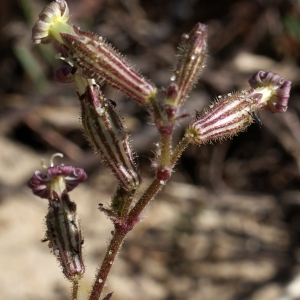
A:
[89, 132, 191, 300]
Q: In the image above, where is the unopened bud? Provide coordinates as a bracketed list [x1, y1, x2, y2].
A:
[80, 84, 141, 191]
[54, 64, 76, 83]
[167, 23, 207, 109]
[61, 26, 156, 105]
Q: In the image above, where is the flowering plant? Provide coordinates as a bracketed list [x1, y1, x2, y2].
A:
[28, 1, 291, 299]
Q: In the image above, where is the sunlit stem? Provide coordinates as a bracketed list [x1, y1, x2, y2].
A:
[71, 277, 79, 300]
[89, 230, 126, 300]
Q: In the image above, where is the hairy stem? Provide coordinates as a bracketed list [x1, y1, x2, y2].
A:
[111, 187, 137, 219]
[89, 230, 126, 300]
[119, 188, 137, 219]
[160, 133, 172, 165]
[71, 277, 79, 300]
[170, 134, 190, 165]
[89, 127, 191, 300]
[127, 134, 190, 226]
[127, 177, 163, 226]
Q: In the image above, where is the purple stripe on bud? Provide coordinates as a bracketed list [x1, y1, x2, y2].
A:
[168, 23, 207, 108]
[46, 191, 85, 280]
[80, 84, 141, 191]
[187, 91, 262, 144]
[61, 26, 156, 105]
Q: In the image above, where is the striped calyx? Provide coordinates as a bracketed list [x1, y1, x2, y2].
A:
[61, 26, 156, 105]
[32, 0, 157, 105]
[46, 191, 85, 280]
[167, 23, 207, 109]
[27, 156, 87, 280]
[187, 71, 291, 145]
[80, 84, 141, 191]
[187, 91, 262, 144]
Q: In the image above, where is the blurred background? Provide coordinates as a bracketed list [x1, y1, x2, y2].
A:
[1, 0, 300, 299]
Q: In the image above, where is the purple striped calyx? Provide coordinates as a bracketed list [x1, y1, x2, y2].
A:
[61, 26, 156, 105]
[45, 190, 85, 280]
[27, 154, 87, 281]
[187, 71, 291, 144]
[32, 0, 156, 105]
[80, 84, 141, 191]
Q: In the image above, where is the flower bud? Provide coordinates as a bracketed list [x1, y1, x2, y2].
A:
[187, 71, 291, 144]
[167, 23, 207, 109]
[46, 190, 85, 280]
[54, 64, 76, 83]
[61, 26, 156, 105]
[27, 154, 87, 281]
[32, 0, 157, 105]
[187, 91, 262, 144]
[80, 84, 141, 191]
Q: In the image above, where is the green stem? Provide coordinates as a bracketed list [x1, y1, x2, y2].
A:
[160, 133, 172, 165]
[111, 186, 136, 219]
[148, 93, 161, 124]
[120, 189, 137, 219]
[71, 277, 79, 300]
[170, 134, 190, 165]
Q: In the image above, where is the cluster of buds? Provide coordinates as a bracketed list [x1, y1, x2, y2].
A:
[28, 154, 87, 281]
[186, 71, 291, 144]
[32, 0, 156, 106]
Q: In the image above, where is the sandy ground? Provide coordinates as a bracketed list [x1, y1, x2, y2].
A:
[0, 135, 299, 300]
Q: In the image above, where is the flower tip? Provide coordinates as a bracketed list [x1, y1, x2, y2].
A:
[249, 71, 291, 114]
[28, 165, 87, 200]
[32, 0, 70, 44]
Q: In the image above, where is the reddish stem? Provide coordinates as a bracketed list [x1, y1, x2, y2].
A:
[88, 230, 126, 300]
